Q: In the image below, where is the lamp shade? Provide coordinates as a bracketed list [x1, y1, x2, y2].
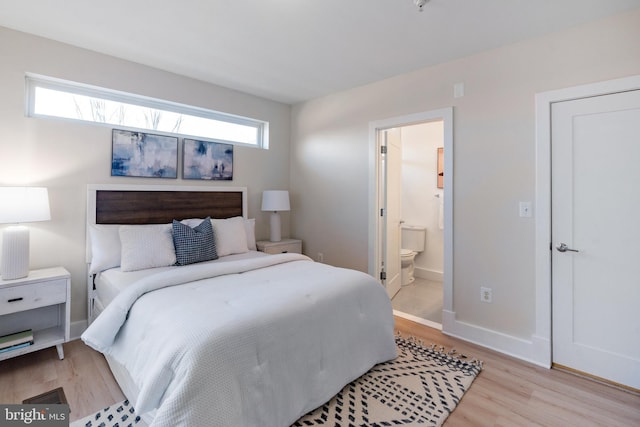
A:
[261, 190, 290, 212]
[0, 187, 51, 279]
[0, 187, 51, 224]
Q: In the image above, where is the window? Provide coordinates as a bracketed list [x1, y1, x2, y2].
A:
[25, 74, 269, 148]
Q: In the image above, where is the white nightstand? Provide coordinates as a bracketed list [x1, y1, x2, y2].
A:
[256, 238, 302, 255]
[0, 267, 70, 361]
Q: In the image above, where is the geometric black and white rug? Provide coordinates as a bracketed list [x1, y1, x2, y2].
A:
[70, 400, 142, 427]
[72, 336, 481, 427]
[294, 335, 482, 426]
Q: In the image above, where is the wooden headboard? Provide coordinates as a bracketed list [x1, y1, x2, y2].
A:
[85, 184, 247, 324]
[87, 184, 247, 225]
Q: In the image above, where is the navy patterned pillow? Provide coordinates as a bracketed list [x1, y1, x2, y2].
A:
[172, 217, 218, 265]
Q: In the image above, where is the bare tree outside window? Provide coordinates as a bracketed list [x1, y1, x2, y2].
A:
[90, 99, 106, 122]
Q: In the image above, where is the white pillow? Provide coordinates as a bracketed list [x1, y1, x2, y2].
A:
[245, 218, 256, 251]
[181, 218, 204, 228]
[88, 224, 121, 274]
[182, 217, 255, 251]
[211, 216, 249, 256]
[119, 224, 177, 272]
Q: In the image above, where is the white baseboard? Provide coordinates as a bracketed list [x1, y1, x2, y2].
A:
[393, 310, 442, 330]
[442, 310, 549, 368]
[70, 319, 88, 341]
[414, 267, 443, 282]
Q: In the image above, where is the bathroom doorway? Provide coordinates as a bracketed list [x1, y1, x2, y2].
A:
[369, 108, 453, 331]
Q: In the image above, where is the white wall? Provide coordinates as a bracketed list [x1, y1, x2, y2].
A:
[291, 9, 640, 362]
[0, 27, 292, 327]
[401, 122, 444, 280]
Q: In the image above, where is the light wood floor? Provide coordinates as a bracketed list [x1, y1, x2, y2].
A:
[1, 317, 638, 425]
[0, 340, 125, 422]
[395, 317, 640, 426]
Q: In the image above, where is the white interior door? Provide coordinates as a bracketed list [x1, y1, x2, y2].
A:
[551, 89, 640, 390]
[382, 128, 402, 298]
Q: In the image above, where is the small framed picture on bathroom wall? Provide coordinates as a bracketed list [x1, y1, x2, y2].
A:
[437, 147, 444, 189]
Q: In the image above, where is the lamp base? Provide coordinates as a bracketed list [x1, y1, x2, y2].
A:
[269, 212, 282, 242]
[1, 225, 30, 280]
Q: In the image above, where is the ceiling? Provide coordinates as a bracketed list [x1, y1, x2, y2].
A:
[1, 0, 639, 104]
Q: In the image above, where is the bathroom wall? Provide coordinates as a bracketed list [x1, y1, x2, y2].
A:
[401, 121, 444, 280]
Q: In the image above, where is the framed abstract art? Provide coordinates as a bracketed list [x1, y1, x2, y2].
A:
[111, 129, 178, 178]
[182, 138, 233, 180]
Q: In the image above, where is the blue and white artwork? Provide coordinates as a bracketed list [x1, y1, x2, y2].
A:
[183, 139, 233, 180]
[111, 130, 178, 178]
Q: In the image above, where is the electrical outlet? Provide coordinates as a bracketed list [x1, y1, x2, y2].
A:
[317, 252, 324, 263]
[480, 287, 492, 303]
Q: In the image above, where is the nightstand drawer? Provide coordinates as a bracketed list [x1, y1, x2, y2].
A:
[0, 280, 67, 316]
[262, 242, 301, 254]
[257, 239, 302, 254]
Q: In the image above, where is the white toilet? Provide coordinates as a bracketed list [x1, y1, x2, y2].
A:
[400, 225, 426, 286]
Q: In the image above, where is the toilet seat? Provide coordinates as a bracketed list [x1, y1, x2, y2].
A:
[400, 248, 414, 258]
[400, 225, 425, 287]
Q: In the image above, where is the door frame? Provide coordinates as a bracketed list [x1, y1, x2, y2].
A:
[380, 127, 403, 299]
[534, 75, 640, 367]
[368, 107, 454, 326]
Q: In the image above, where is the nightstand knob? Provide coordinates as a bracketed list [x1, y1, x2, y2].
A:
[8, 297, 23, 303]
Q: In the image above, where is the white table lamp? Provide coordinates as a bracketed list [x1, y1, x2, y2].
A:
[0, 187, 51, 280]
[261, 190, 290, 242]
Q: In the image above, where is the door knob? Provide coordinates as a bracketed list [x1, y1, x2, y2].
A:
[556, 243, 579, 253]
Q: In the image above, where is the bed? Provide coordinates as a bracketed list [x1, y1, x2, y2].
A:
[82, 184, 397, 427]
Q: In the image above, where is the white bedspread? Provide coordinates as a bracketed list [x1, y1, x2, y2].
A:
[82, 253, 397, 427]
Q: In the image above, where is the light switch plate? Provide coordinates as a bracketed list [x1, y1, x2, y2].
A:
[519, 201, 532, 217]
[454, 82, 464, 98]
